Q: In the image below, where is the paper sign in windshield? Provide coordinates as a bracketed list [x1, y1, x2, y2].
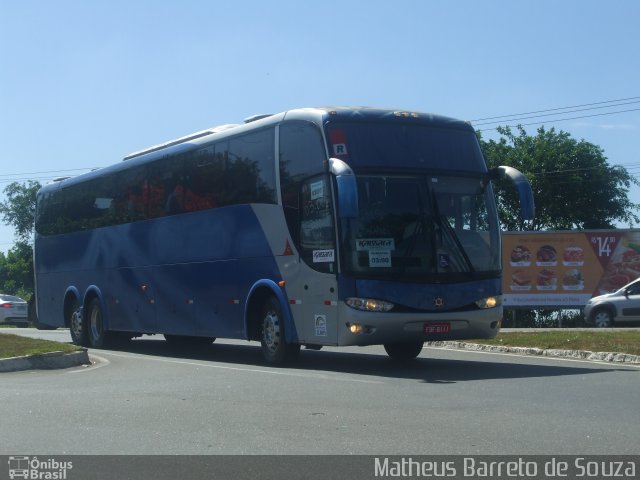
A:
[355, 239, 394, 267]
[356, 238, 396, 251]
[369, 250, 392, 267]
[313, 249, 335, 263]
[310, 180, 324, 200]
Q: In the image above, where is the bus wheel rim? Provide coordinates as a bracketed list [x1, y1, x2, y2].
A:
[70, 309, 82, 338]
[263, 311, 280, 353]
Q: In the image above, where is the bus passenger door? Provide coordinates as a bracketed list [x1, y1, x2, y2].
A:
[298, 175, 339, 345]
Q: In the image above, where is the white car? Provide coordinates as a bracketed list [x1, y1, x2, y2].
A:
[0, 294, 28, 327]
[583, 279, 640, 327]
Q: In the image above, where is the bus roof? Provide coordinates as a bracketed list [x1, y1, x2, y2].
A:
[122, 123, 241, 161]
[310, 106, 471, 128]
[39, 107, 474, 194]
[123, 107, 473, 161]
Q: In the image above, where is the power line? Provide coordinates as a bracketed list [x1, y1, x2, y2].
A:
[470, 96, 640, 122]
[0, 167, 100, 178]
[472, 100, 640, 126]
[0, 167, 102, 187]
[475, 107, 640, 132]
[529, 161, 640, 175]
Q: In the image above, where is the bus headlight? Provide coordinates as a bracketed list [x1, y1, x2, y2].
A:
[346, 297, 394, 312]
[475, 296, 501, 309]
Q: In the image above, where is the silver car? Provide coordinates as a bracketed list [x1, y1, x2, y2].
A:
[0, 294, 28, 327]
[583, 279, 640, 327]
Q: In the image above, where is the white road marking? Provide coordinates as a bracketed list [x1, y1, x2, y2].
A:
[94, 350, 385, 384]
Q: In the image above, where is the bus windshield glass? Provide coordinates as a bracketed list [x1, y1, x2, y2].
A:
[341, 173, 500, 280]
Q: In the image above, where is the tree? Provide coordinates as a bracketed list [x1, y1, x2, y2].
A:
[480, 126, 639, 231]
[0, 181, 41, 298]
[0, 242, 34, 299]
[0, 180, 41, 244]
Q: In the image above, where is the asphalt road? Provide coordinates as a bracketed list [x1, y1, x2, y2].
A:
[2, 329, 639, 455]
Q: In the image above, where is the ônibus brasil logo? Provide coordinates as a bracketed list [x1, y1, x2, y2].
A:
[8, 456, 73, 480]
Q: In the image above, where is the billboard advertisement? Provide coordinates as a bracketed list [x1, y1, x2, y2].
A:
[502, 230, 640, 308]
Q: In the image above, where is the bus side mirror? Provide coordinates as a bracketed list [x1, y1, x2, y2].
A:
[329, 158, 359, 218]
[490, 166, 535, 220]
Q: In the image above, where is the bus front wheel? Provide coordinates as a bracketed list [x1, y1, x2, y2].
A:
[384, 341, 424, 361]
[260, 296, 299, 365]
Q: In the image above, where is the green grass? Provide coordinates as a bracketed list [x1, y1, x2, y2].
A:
[0, 333, 82, 359]
[469, 331, 640, 356]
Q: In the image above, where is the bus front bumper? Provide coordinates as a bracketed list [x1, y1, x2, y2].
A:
[336, 304, 502, 347]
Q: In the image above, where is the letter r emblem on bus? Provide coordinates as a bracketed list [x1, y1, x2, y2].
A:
[333, 144, 347, 155]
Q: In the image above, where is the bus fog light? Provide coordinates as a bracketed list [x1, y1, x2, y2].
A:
[348, 323, 363, 334]
[346, 297, 394, 312]
[475, 296, 501, 309]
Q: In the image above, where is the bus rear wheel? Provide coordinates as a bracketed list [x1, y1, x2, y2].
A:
[260, 296, 299, 365]
[87, 298, 109, 349]
[68, 300, 87, 346]
[384, 341, 424, 361]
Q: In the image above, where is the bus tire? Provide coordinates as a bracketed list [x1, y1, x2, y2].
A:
[260, 296, 300, 365]
[87, 297, 108, 349]
[384, 341, 424, 361]
[68, 300, 88, 346]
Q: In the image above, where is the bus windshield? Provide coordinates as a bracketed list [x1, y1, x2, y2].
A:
[341, 174, 500, 280]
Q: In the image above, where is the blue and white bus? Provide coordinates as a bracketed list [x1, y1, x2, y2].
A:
[34, 107, 534, 364]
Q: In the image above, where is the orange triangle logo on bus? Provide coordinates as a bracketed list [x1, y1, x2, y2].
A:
[283, 240, 294, 256]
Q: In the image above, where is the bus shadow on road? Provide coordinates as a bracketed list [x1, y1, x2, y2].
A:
[102, 338, 630, 384]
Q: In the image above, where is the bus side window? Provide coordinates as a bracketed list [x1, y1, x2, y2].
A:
[145, 154, 184, 217]
[35, 187, 65, 235]
[183, 146, 218, 212]
[114, 166, 148, 223]
[145, 176, 166, 218]
[227, 129, 276, 205]
[279, 121, 327, 250]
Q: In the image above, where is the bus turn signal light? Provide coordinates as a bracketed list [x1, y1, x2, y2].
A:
[475, 296, 500, 309]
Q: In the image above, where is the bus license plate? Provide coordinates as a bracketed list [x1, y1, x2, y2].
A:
[424, 322, 451, 335]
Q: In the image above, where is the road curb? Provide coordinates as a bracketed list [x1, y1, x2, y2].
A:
[426, 341, 640, 364]
[0, 349, 91, 372]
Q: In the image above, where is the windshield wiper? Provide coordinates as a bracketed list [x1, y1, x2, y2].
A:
[439, 214, 475, 274]
[430, 191, 475, 274]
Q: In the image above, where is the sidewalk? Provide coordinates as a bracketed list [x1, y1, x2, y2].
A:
[0, 349, 90, 373]
[426, 340, 640, 364]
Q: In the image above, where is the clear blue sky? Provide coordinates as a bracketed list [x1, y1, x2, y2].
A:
[1, 0, 639, 252]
